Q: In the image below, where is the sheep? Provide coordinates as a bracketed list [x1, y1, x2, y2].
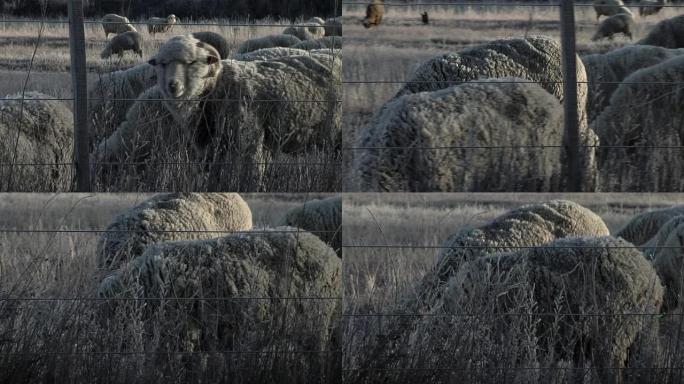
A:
[650, 216, 684, 309]
[277, 196, 342, 257]
[582, 45, 684, 121]
[638, 14, 684, 48]
[235, 34, 302, 54]
[282, 22, 325, 41]
[100, 30, 143, 59]
[0, 92, 73, 191]
[639, 0, 665, 17]
[292, 36, 342, 51]
[615, 205, 684, 246]
[591, 11, 634, 41]
[394, 36, 586, 107]
[593, 55, 684, 191]
[101, 13, 136, 38]
[190, 31, 230, 59]
[324, 17, 342, 36]
[438, 236, 663, 384]
[93, 35, 341, 189]
[232, 47, 311, 61]
[353, 78, 599, 192]
[308, 17, 326, 25]
[96, 192, 253, 270]
[97, 227, 341, 362]
[363, 0, 384, 28]
[593, 0, 627, 21]
[146, 14, 178, 36]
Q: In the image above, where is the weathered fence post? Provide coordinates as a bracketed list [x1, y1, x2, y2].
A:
[559, 0, 583, 192]
[68, 0, 91, 191]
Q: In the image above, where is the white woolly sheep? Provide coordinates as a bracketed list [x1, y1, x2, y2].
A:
[593, 0, 627, 20]
[282, 22, 325, 41]
[324, 17, 342, 36]
[593, 55, 684, 191]
[0, 92, 73, 191]
[639, 0, 665, 17]
[615, 205, 684, 246]
[235, 34, 302, 54]
[591, 11, 634, 41]
[232, 47, 310, 61]
[363, 0, 384, 28]
[146, 14, 178, 36]
[353, 78, 599, 192]
[277, 196, 342, 257]
[94, 35, 341, 188]
[293, 36, 342, 51]
[100, 31, 143, 59]
[191, 31, 230, 59]
[308, 17, 326, 25]
[441, 236, 663, 384]
[97, 227, 341, 359]
[96, 192, 253, 269]
[101, 13, 136, 38]
[638, 14, 684, 48]
[649, 216, 684, 309]
[582, 45, 684, 121]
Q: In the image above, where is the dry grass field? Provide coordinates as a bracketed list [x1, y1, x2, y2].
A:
[342, 4, 684, 191]
[0, 16, 341, 192]
[343, 193, 684, 383]
[0, 193, 340, 384]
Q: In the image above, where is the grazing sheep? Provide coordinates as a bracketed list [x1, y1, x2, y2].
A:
[0, 92, 73, 191]
[650, 216, 684, 309]
[94, 36, 341, 189]
[96, 193, 253, 269]
[190, 31, 230, 59]
[440, 236, 663, 384]
[324, 17, 342, 36]
[146, 14, 177, 36]
[639, 0, 665, 17]
[591, 11, 634, 41]
[277, 196, 342, 257]
[101, 13, 136, 38]
[353, 78, 599, 192]
[282, 22, 325, 41]
[100, 31, 143, 59]
[97, 227, 341, 360]
[363, 0, 384, 28]
[593, 55, 684, 191]
[638, 14, 684, 48]
[87, 63, 157, 146]
[593, 0, 627, 20]
[235, 34, 302, 54]
[582, 45, 684, 121]
[615, 205, 684, 246]
[292, 36, 342, 51]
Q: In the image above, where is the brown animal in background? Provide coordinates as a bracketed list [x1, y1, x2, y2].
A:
[421, 11, 429, 24]
[363, 0, 385, 28]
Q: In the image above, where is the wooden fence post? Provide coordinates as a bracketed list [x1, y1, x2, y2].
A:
[68, 0, 91, 191]
[559, 0, 583, 192]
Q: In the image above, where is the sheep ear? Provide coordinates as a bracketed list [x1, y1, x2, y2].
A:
[207, 55, 219, 65]
[148, 58, 157, 66]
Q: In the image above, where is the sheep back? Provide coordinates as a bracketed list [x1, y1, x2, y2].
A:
[0, 92, 73, 191]
[282, 22, 326, 41]
[616, 205, 684, 246]
[638, 14, 684, 48]
[236, 34, 302, 54]
[96, 192, 253, 269]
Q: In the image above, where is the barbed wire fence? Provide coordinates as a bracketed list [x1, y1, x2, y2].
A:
[342, 0, 684, 193]
[0, 193, 343, 383]
[0, 0, 343, 193]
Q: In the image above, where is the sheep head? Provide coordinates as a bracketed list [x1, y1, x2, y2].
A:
[148, 35, 222, 100]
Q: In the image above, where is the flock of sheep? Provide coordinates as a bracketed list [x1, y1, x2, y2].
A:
[352, 199, 684, 383]
[351, 11, 684, 192]
[96, 193, 341, 365]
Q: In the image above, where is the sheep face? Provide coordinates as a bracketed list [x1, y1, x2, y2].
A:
[148, 36, 222, 99]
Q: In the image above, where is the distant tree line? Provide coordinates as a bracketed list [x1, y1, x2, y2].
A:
[0, 0, 342, 19]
